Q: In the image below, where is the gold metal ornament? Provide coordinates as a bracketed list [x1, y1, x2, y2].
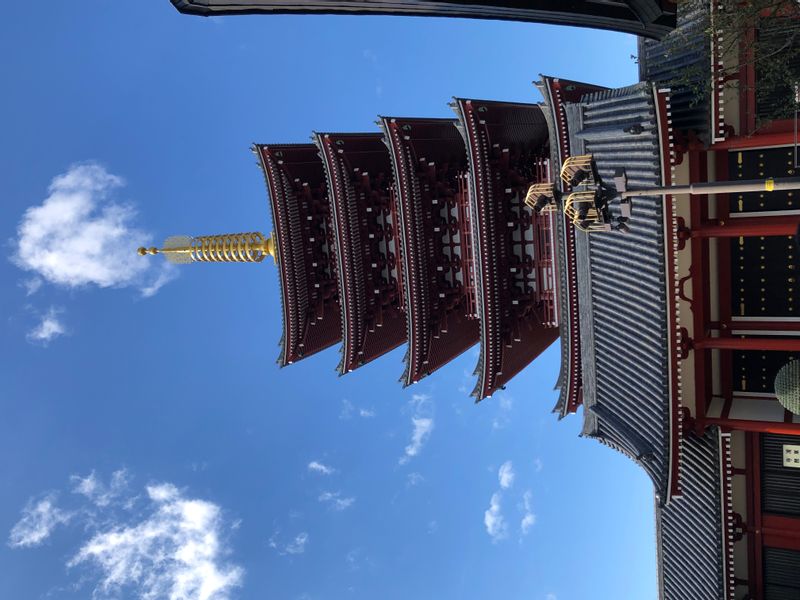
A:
[137, 232, 276, 264]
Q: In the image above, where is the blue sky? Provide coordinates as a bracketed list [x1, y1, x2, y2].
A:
[1, 3, 657, 599]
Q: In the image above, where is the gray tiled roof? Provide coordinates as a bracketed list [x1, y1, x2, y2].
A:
[564, 82, 673, 503]
[656, 428, 726, 600]
[637, 4, 710, 141]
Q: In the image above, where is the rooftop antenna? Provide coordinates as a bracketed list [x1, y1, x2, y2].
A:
[559, 154, 800, 233]
[137, 232, 276, 264]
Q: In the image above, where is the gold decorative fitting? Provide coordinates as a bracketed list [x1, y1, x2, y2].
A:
[137, 232, 276, 264]
[560, 154, 595, 189]
[564, 191, 606, 233]
[524, 183, 557, 213]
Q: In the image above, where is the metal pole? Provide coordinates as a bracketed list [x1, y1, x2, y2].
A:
[687, 216, 800, 238]
[694, 336, 800, 352]
[619, 176, 800, 199]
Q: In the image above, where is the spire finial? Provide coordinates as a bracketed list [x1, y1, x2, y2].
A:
[136, 232, 275, 264]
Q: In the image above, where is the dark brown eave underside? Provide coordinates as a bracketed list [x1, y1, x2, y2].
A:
[381, 116, 479, 385]
[256, 143, 341, 365]
[171, 0, 676, 39]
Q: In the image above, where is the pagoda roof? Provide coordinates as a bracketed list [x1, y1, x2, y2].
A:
[536, 75, 609, 418]
[380, 116, 479, 386]
[560, 82, 680, 503]
[170, 0, 676, 39]
[315, 132, 407, 374]
[452, 98, 557, 400]
[255, 143, 341, 367]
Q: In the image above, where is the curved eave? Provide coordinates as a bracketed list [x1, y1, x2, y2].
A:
[380, 117, 426, 387]
[452, 98, 495, 401]
[314, 133, 357, 375]
[537, 76, 585, 417]
[653, 86, 683, 500]
[254, 144, 295, 368]
[170, 0, 675, 38]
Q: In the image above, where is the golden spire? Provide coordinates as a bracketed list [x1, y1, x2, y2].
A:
[137, 232, 276, 264]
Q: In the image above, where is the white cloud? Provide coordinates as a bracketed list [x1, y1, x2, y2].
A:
[307, 461, 335, 476]
[546, 594, 557, 600]
[400, 394, 434, 464]
[21, 277, 42, 296]
[318, 491, 355, 511]
[498, 461, 515, 490]
[492, 393, 514, 430]
[520, 490, 536, 536]
[521, 513, 536, 535]
[8, 494, 71, 548]
[70, 469, 129, 507]
[269, 531, 309, 556]
[27, 306, 67, 345]
[484, 492, 507, 542]
[12, 163, 176, 297]
[534, 458, 543, 473]
[340, 399, 375, 420]
[400, 417, 433, 464]
[285, 533, 309, 555]
[68, 483, 242, 600]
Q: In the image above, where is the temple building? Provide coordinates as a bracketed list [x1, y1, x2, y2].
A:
[152, 1, 800, 597]
[170, 0, 677, 38]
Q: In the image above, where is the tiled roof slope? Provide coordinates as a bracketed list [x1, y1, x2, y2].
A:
[637, 3, 709, 141]
[565, 83, 672, 503]
[656, 428, 726, 600]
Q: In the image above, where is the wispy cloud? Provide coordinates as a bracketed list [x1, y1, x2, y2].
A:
[307, 461, 335, 476]
[285, 532, 309, 555]
[21, 277, 42, 296]
[318, 491, 355, 512]
[340, 398, 375, 420]
[12, 163, 176, 298]
[26, 306, 67, 345]
[401, 417, 433, 464]
[8, 473, 243, 599]
[546, 594, 557, 600]
[498, 461, 515, 490]
[520, 491, 536, 536]
[68, 483, 243, 600]
[534, 458, 543, 473]
[400, 394, 434, 464]
[8, 494, 71, 548]
[270, 531, 309, 556]
[484, 492, 507, 542]
[492, 393, 514, 430]
[70, 469, 129, 507]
